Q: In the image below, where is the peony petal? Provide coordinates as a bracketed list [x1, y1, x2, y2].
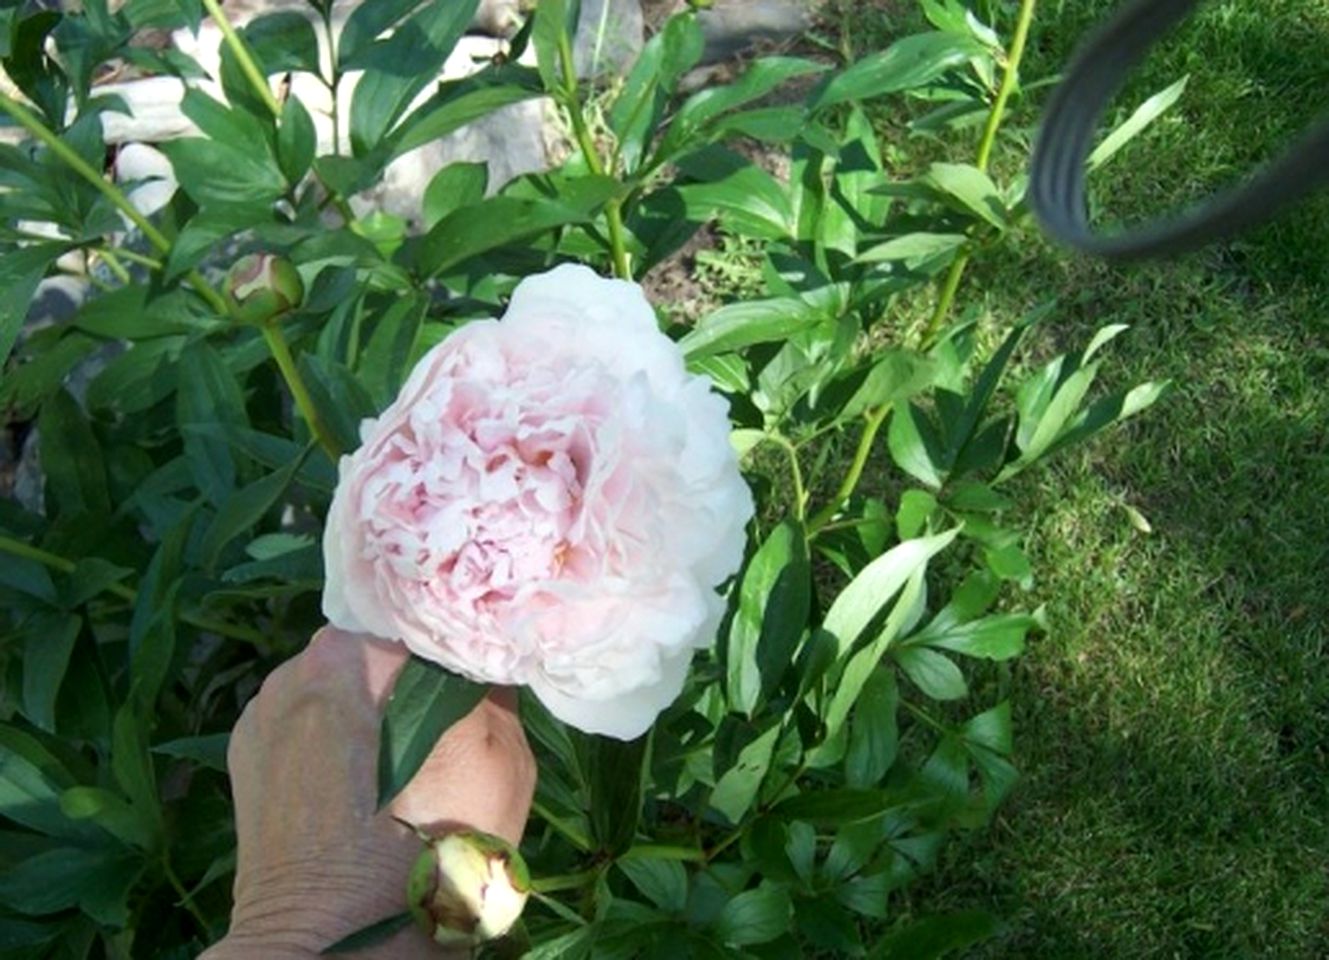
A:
[528, 644, 695, 740]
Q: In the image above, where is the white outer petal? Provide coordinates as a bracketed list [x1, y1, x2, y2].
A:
[321, 456, 397, 640]
[529, 643, 696, 740]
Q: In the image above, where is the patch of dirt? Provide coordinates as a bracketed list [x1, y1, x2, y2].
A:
[640, 222, 721, 322]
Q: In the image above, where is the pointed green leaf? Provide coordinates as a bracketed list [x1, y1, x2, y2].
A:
[377, 656, 489, 808]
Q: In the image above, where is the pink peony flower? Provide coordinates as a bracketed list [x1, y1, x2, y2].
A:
[323, 264, 753, 739]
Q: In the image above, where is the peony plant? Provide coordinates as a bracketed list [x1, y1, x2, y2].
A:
[0, 0, 1170, 956]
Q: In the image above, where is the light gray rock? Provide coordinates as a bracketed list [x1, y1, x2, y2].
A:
[696, 0, 814, 62]
[574, 0, 645, 76]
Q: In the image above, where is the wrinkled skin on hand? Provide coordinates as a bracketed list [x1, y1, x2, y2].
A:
[202, 628, 536, 959]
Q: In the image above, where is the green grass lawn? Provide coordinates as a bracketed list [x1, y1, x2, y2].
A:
[821, 0, 1329, 955]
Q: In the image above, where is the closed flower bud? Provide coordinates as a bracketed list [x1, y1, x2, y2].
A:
[224, 253, 304, 324]
[407, 830, 530, 947]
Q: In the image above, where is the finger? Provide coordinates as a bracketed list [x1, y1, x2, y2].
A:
[300, 627, 410, 708]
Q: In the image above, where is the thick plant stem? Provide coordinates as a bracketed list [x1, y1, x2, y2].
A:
[199, 0, 282, 118]
[770, 434, 806, 521]
[0, 534, 270, 648]
[0, 92, 229, 316]
[261, 323, 341, 461]
[808, 404, 891, 532]
[919, 0, 1038, 348]
[556, 31, 632, 279]
[0, 94, 172, 251]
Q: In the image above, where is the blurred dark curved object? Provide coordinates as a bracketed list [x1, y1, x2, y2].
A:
[1030, 0, 1329, 261]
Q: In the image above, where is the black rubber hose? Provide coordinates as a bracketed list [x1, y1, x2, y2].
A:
[1029, 0, 1329, 261]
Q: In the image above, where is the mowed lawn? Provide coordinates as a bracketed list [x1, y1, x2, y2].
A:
[819, 0, 1329, 955]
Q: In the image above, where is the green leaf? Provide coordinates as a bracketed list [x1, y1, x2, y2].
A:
[726, 520, 811, 716]
[59, 785, 157, 850]
[812, 33, 982, 109]
[0, 243, 67, 368]
[917, 612, 1036, 661]
[609, 12, 704, 170]
[0, 724, 90, 839]
[377, 656, 489, 808]
[618, 858, 688, 913]
[709, 723, 780, 825]
[22, 613, 81, 732]
[152, 733, 229, 772]
[200, 445, 313, 570]
[111, 704, 159, 825]
[410, 176, 621, 277]
[348, 0, 479, 155]
[0, 846, 142, 926]
[676, 163, 794, 239]
[576, 732, 649, 857]
[532, 0, 569, 93]
[176, 342, 247, 507]
[242, 10, 320, 75]
[983, 542, 1032, 588]
[1089, 76, 1189, 171]
[823, 567, 928, 740]
[277, 94, 317, 185]
[895, 490, 937, 540]
[680, 298, 825, 361]
[869, 911, 1000, 959]
[160, 136, 285, 208]
[61, 557, 133, 608]
[297, 353, 377, 454]
[388, 71, 543, 159]
[713, 885, 791, 946]
[845, 667, 898, 788]
[796, 895, 864, 956]
[338, 0, 419, 66]
[894, 647, 967, 700]
[1, 331, 98, 416]
[773, 789, 893, 825]
[887, 403, 944, 489]
[358, 294, 426, 407]
[660, 57, 827, 159]
[922, 162, 1007, 230]
[822, 530, 958, 660]
[856, 232, 967, 266]
[321, 912, 414, 955]
[37, 389, 110, 517]
[833, 350, 936, 423]
[422, 162, 488, 230]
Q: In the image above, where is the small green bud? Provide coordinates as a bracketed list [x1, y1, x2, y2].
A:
[685, 0, 714, 9]
[407, 829, 530, 947]
[224, 253, 304, 324]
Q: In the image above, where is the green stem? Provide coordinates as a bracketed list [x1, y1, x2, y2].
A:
[530, 799, 592, 853]
[199, 0, 281, 118]
[556, 29, 631, 279]
[164, 857, 211, 936]
[919, 0, 1038, 348]
[97, 248, 132, 284]
[0, 91, 228, 315]
[619, 843, 706, 862]
[0, 535, 270, 648]
[0, 94, 172, 252]
[903, 698, 951, 735]
[808, 404, 891, 532]
[975, 0, 1039, 174]
[98, 247, 162, 271]
[532, 868, 600, 894]
[770, 434, 806, 522]
[260, 323, 341, 461]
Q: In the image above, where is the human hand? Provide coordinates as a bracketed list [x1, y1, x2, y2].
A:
[201, 628, 536, 959]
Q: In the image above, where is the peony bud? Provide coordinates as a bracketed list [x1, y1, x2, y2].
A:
[407, 830, 530, 947]
[224, 253, 304, 324]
